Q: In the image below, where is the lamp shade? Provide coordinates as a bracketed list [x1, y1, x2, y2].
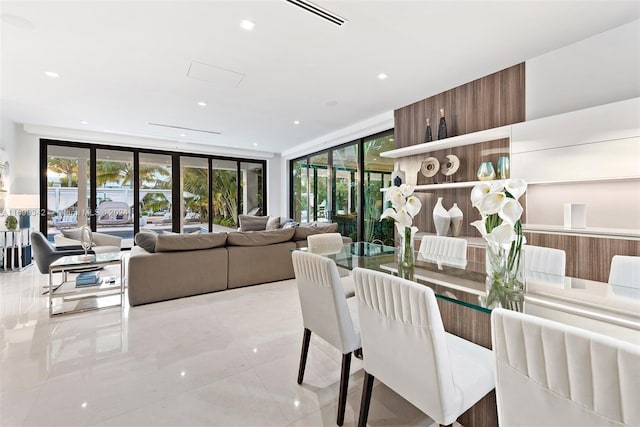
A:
[7, 194, 39, 210]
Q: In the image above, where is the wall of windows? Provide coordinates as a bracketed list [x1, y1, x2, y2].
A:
[42, 140, 266, 248]
[289, 130, 394, 243]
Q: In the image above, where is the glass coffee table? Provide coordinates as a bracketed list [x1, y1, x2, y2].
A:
[48, 251, 124, 317]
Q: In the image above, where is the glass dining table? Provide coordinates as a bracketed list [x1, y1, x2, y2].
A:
[299, 242, 640, 346]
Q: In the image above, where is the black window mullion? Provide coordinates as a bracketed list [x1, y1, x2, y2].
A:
[133, 151, 140, 236]
[358, 138, 365, 242]
[171, 154, 180, 233]
[89, 148, 97, 231]
[208, 157, 213, 232]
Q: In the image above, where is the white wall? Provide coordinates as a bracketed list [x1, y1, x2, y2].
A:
[526, 20, 640, 120]
[524, 21, 640, 231]
[266, 154, 284, 217]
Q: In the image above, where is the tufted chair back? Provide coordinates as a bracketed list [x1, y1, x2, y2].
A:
[419, 235, 467, 261]
[609, 255, 640, 288]
[292, 250, 360, 353]
[307, 232, 344, 255]
[522, 245, 566, 276]
[492, 308, 640, 426]
[353, 267, 494, 426]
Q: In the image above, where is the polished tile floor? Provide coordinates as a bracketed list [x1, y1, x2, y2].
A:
[0, 262, 438, 427]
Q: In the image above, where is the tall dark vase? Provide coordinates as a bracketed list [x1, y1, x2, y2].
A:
[424, 118, 432, 143]
[438, 108, 447, 140]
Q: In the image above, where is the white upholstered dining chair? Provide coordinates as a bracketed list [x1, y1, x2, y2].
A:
[307, 232, 344, 255]
[418, 235, 467, 261]
[522, 245, 566, 276]
[609, 255, 640, 287]
[307, 232, 354, 296]
[291, 250, 361, 426]
[353, 267, 495, 427]
[491, 308, 640, 426]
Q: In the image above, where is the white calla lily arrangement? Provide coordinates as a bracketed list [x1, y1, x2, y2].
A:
[470, 178, 527, 250]
[381, 184, 422, 236]
[380, 184, 422, 274]
[470, 178, 527, 309]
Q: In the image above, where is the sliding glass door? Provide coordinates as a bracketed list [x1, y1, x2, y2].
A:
[180, 156, 209, 233]
[42, 141, 267, 246]
[95, 149, 134, 243]
[290, 129, 394, 242]
[46, 145, 90, 238]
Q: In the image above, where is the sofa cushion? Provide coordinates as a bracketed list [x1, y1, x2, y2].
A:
[266, 216, 281, 230]
[134, 231, 158, 253]
[155, 232, 227, 252]
[238, 214, 269, 232]
[293, 222, 339, 241]
[227, 228, 295, 246]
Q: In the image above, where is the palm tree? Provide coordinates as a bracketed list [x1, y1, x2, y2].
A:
[183, 168, 209, 219]
[48, 158, 78, 187]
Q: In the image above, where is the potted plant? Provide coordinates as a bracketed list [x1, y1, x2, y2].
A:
[5, 215, 18, 230]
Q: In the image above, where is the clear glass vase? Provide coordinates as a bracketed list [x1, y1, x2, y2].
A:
[397, 226, 415, 280]
[485, 243, 524, 311]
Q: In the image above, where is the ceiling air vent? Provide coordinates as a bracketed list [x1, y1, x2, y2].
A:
[148, 123, 221, 135]
[285, 0, 346, 26]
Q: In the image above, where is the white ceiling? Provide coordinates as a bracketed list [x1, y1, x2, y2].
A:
[1, 1, 638, 155]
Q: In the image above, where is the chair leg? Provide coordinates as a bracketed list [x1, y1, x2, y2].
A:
[337, 352, 352, 426]
[297, 328, 312, 385]
[358, 371, 375, 427]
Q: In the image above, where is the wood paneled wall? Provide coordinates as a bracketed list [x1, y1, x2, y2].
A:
[393, 64, 526, 238]
[525, 233, 640, 283]
[394, 63, 525, 148]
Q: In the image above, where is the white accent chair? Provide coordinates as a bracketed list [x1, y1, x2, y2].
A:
[491, 308, 640, 426]
[522, 245, 566, 276]
[353, 267, 494, 427]
[307, 232, 354, 297]
[292, 250, 361, 426]
[418, 235, 467, 267]
[608, 255, 640, 299]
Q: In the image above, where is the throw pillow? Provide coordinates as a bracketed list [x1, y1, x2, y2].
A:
[266, 216, 281, 230]
[238, 214, 269, 232]
[282, 221, 299, 229]
[135, 231, 158, 253]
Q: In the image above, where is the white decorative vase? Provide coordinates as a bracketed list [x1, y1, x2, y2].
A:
[448, 203, 463, 237]
[432, 197, 450, 236]
[391, 168, 406, 187]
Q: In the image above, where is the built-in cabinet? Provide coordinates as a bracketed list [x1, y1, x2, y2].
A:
[386, 95, 640, 281]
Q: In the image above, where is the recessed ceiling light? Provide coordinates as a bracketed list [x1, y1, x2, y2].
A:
[44, 71, 60, 79]
[197, 101, 207, 107]
[252, 143, 258, 147]
[80, 120, 88, 125]
[377, 73, 388, 80]
[240, 19, 255, 31]
[180, 133, 186, 137]
[293, 120, 300, 125]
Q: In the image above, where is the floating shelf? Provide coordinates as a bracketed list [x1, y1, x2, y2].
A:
[380, 125, 512, 159]
[381, 180, 502, 192]
[523, 224, 640, 240]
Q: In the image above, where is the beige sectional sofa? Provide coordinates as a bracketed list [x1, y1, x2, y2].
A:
[128, 224, 350, 306]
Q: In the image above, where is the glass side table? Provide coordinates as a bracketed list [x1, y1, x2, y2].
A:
[48, 251, 124, 317]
